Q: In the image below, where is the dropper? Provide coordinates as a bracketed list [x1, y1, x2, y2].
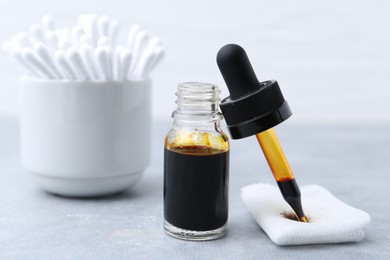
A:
[216, 44, 307, 222]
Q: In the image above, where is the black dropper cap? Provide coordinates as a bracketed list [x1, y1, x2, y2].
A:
[217, 44, 292, 139]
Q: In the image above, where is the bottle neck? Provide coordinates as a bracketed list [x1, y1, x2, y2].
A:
[172, 82, 223, 124]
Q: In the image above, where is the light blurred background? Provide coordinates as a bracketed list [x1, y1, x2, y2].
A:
[0, 0, 389, 124]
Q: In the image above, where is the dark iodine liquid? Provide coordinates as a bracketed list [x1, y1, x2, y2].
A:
[164, 147, 229, 231]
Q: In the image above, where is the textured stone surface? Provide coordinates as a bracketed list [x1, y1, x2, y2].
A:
[1, 118, 389, 258]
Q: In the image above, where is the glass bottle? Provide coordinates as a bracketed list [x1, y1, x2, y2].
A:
[164, 82, 230, 241]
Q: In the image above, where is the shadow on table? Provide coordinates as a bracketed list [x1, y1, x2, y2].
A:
[41, 172, 163, 202]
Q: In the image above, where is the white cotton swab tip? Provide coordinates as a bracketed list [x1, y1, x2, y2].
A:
[94, 47, 109, 80]
[34, 42, 63, 79]
[139, 46, 165, 79]
[80, 35, 92, 45]
[84, 14, 99, 46]
[80, 44, 99, 80]
[66, 47, 90, 80]
[147, 37, 162, 50]
[128, 30, 150, 77]
[71, 25, 84, 46]
[58, 39, 72, 51]
[104, 47, 113, 80]
[108, 19, 120, 46]
[45, 31, 59, 52]
[112, 45, 125, 80]
[97, 15, 110, 37]
[126, 24, 140, 51]
[119, 49, 132, 80]
[54, 50, 77, 80]
[10, 47, 40, 77]
[94, 46, 114, 80]
[21, 48, 56, 79]
[97, 36, 110, 47]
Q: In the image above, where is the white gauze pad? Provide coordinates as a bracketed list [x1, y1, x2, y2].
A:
[241, 183, 370, 246]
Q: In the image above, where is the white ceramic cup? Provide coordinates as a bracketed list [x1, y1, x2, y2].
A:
[20, 78, 151, 197]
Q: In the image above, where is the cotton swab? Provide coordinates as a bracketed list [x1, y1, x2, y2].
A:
[33, 42, 63, 78]
[146, 37, 162, 51]
[10, 47, 39, 77]
[113, 45, 125, 80]
[84, 14, 99, 46]
[54, 50, 78, 80]
[120, 49, 132, 80]
[97, 37, 110, 47]
[56, 28, 71, 42]
[146, 47, 165, 73]
[108, 20, 119, 47]
[80, 35, 92, 46]
[3, 14, 164, 81]
[95, 47, 110, 80]
[58, 39, 72, 51]
[21, 48, 56, 79]
[132, 47, 154, 79]
[44, 31, 58, 52]
[66, 47, 90, 80]
[80, 44, 100, 80]
[126, 24, 140, 51]
[139, 47, 165, 79]
[128, 30, 149, 77]
[113, 50, 121, 80]
[105, 47, 114, 80]
[71, 25, 84, 46]
[97, 15, 110, 38]
[132, 36, 162, 78]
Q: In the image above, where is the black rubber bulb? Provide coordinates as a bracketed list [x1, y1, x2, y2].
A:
[216, 43, 292, 139]
[216, 44, 261, 99]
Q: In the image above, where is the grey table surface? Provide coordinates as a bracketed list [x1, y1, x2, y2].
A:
[1, 118, 389, 259]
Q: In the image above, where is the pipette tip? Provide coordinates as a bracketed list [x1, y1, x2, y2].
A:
[299, 216, 308, 223]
